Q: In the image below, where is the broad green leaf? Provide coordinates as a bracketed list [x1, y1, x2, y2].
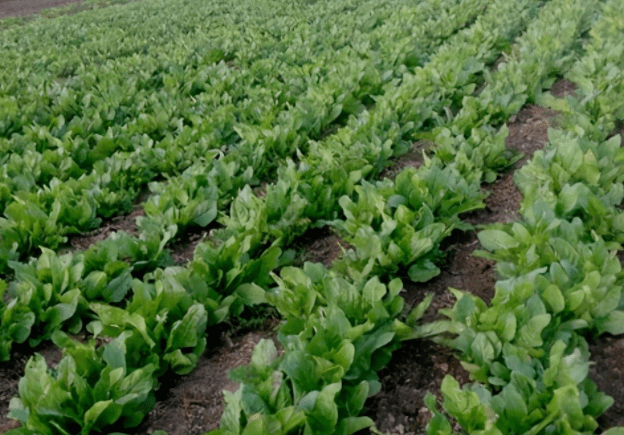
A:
[478, 230, 519, 251]
[408, 259, 441, 282]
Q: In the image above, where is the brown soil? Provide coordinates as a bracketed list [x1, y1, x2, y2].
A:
[362, 95, 561, 435]
[170, 229, 211, 265]
[365, 340, 471, 435]
[131, 329, 277, 435]
[407, 231, 496, 316]
[295, 226, 353, 269]
[550, 78, 578, 99]
[0, 356, 24, 432]
[68, 206, 145, 251]
[0, 0, 82, 19]
[380, 141, 431, 180]
[589, 334, 624, 429]
[466, 104, 559, 226]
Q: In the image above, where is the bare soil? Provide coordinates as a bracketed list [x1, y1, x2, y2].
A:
[364, 229, 493, 434]
[365, 340, 471, 435]
[589, 334, 624, 428]
[170, 229, 211, 266]
[550, 78, 578, 99]
[468, 104, 559, 226]
[363, 100, 560, 435]
[0, 357, 24, 432]
[68, 206, 145, 251]
[131, 328, 278, 435]
[295, 226, 353, 269]
[0, 0, 82, 19]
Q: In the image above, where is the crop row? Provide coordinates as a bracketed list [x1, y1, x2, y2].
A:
[420, 0, 624, 433]
[0, 0, 488, 273]
[202, 0, 603, 433]
[1, 0, 585, 432]
[0, 0, 492, 360]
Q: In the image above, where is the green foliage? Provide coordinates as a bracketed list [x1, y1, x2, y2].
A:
[7, 333, 158, 435]
[0, 232, 171, 361]
[516, 130, 624, 243]
[0, 0, 486, 273]
[212, 265, 421, 435]
[420, 0, 624, 433]
[332, 160, 484, 281]
[5, 0, 619, 433]
[425, 343, 612, 435]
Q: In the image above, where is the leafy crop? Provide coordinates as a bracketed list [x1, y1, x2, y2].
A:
[4, 0, 624, 433]
[419, 0, 624, 433]
[0, 0, 487, 273]
[332, 160, 484, 282]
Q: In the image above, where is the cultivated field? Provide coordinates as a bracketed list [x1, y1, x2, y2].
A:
[1, 0, 624, 434]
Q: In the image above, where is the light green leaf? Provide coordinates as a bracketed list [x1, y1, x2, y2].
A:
[478, 230, 519, 251]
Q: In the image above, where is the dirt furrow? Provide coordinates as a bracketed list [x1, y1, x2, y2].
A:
[365, 92, 564, 434]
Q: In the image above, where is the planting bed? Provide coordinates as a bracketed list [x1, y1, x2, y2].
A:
[2, 0, 624, 434]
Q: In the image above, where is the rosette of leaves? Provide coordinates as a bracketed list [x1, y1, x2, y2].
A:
[333, 161, 484, 282]
[6, 331, 158, 435]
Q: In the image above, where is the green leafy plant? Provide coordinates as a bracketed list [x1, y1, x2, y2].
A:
[332, 161, 484, 281]
[7, 332, 158, 435]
